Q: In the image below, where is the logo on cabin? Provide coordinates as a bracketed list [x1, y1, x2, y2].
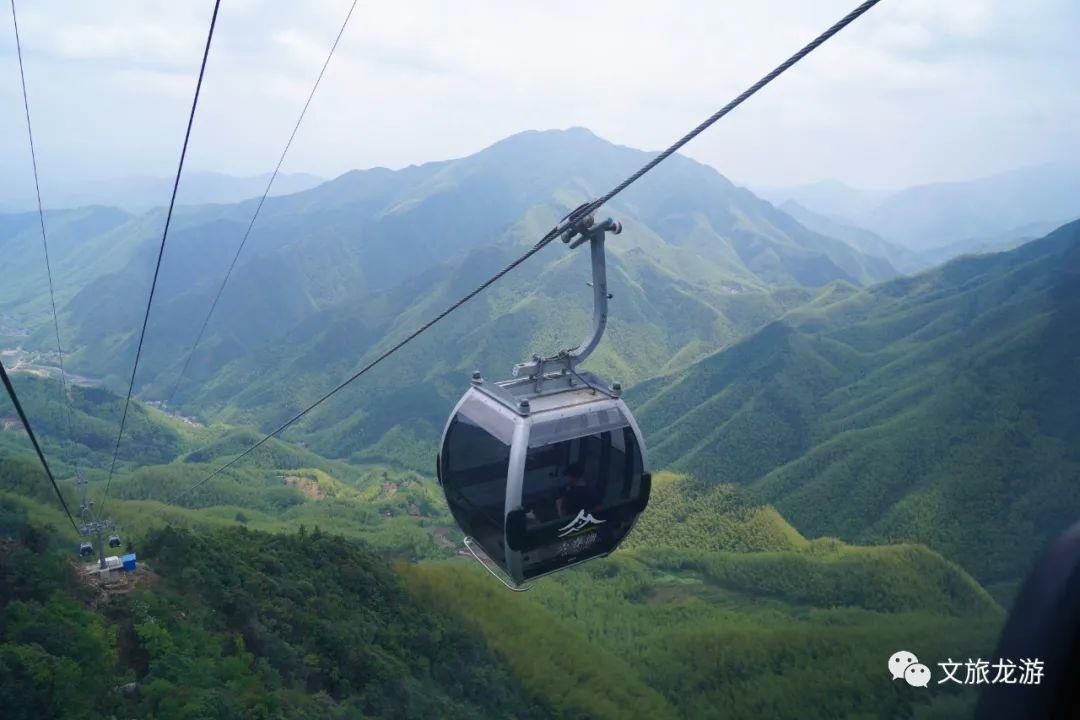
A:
[557, 509, 606, 537]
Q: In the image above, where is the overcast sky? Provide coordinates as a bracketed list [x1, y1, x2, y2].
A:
[2, 0, 1077, 196]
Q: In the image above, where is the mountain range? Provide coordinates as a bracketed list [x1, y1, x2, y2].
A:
[0, 171, 326, 214]
[3, 127, 1079, 719]
[631, 221, 1080, 594]
[1, 129, 901, 447]
[759, 163, 1080, 253]
[2, 127, 1077, 597]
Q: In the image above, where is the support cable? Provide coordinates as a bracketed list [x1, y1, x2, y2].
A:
[10, 0, 78, 451]
[99, 0, 222, 516]
[165, 0, 361, 407]
[0, 360, 79, 532]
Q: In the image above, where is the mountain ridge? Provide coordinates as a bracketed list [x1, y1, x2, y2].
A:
[629, 220, 1080, 590]
[761, 162, 1080, 251]
[3, 129, 898, 441]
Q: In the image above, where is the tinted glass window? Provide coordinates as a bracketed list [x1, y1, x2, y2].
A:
[441, 413, 510, 564]
[528, 405, 627, 448]
[517, 426, 645, 579]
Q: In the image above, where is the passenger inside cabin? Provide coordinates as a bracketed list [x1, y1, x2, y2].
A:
[556, 463, 599, 517]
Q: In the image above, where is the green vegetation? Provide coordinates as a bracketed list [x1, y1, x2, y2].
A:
[4, 131, 1076, 719]
[0, 376, 187, 475]
[405, 537, 1001, 720]
[624, 471, 806, 553]
[632, 222, 1080, 596]
[0, 497, 550, 720]
[3, 128, 902, 472]
[1, 439, 1006, 720]
[0, 528, 119, 719]
[0, 375, 457, 561]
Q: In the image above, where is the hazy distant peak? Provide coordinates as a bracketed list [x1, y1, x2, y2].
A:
[0, 171, 329, 214]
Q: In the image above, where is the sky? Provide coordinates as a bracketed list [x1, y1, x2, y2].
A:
[2, 0, 1078, 197]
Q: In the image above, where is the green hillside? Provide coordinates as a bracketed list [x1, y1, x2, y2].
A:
[0, 498, 550, 720]
[0, 364, 1007, 720]
[631, 220, 1080, 594]
[623, 471, 807, 553]
[779, 199, 923, 273]
[405, 517, 1001, 720]
[4, 128, 1074, 719]
[2, 130, 896, 448]
[0, 373, 458, 560]
[0, 206, 133, 317]
[0, 374, 188, 474]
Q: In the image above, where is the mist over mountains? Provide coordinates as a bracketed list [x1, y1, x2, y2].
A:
[0, 171, 326, 214]
[759, 162, 1080, 254]
[1, 128, 898, 401]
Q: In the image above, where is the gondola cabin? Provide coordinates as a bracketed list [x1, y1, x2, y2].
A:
[437, 214, 650, 587]
[439, 370, 650, 586]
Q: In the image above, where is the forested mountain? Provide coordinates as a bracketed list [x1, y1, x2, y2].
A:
[3, 126, 1078, 719]
[630, 220, 1080, 595]
[0, 497, 551, 720]
[2, 128, 899, 464]
[0, 463, 1001, 720]
[0, 206, 133, 315]
[20, 131, 896, 397]
[4, 135, 1076, 599]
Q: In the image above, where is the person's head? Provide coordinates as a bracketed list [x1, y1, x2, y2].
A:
[565, 463, 585, 485]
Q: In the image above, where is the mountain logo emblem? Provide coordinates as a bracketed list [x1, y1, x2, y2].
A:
[557, 509, 606, 537]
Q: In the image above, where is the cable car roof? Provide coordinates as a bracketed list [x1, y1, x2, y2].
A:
[471, 368, 621, 411]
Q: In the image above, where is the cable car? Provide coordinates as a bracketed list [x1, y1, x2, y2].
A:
[437, 214, 651, 588]
[108, 533, 122, 548]
[79, 541, 94, 557]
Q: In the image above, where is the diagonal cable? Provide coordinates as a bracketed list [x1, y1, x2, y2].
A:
[10, 0, 77, 451]
[0, 360, 79, 531]
[166, 0, 361, 407]
[99, 0, 222, 515]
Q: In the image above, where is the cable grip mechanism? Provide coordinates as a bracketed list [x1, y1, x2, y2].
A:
[513, 213, 621, 379]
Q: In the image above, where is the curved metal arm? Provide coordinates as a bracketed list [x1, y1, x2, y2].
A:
[570, 231, 609, 365]
[513, 217, 620, 378]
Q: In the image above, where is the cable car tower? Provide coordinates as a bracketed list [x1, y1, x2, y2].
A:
[75, 469, 121, 569]
[438, 212, 651, 589]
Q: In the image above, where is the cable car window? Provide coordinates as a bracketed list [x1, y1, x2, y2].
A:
[528, 404, 627, 448]
[459, 393, 516, 442]
[521, 428, 642, 518]
[517, 426, 646, 580]
[441, 411, 510, 564]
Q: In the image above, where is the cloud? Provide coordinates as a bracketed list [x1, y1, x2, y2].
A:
[49, 21, 202, 66]
[1, 0, 1077, 193]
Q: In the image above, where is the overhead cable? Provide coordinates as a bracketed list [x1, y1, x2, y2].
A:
[0, 359, 79, 531]
[100, 0, 223, 515]
[166, 0, 361, 407]
[10, 0, 78, 451]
